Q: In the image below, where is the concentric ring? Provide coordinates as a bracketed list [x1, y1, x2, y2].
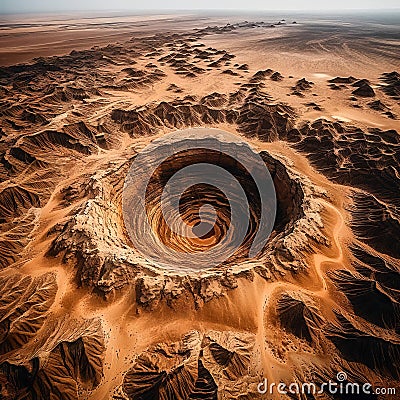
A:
[122, 128, 276, 272]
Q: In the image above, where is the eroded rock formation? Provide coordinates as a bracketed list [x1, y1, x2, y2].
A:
[0, 17, 399, 400]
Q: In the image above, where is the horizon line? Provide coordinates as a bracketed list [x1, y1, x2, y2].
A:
[1, 7, 400, 15]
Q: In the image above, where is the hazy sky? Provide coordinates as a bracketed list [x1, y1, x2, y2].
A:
[1, 0, 399, 13]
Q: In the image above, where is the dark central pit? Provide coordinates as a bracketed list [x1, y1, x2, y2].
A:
[123, 128, 302, 272]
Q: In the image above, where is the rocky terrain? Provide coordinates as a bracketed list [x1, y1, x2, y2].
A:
[0, 13, 399, 400]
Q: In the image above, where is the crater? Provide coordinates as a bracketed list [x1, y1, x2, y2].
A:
[47, 128, 326, 299]
[142, 147, 298, 248]
[122, 128, 305, 272]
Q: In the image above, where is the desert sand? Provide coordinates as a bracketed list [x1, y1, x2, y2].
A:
[0, 11, 399, 400]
